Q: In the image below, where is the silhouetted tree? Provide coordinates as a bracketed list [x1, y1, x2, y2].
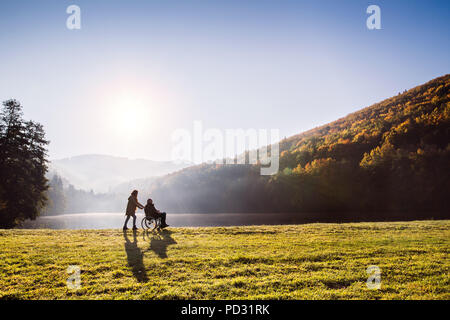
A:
[0, 99, 49, 227]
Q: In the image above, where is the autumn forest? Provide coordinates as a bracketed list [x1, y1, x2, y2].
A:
[146, 74, 450, 221]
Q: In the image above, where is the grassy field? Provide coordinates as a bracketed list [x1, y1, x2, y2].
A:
[0, 220, 448, 300]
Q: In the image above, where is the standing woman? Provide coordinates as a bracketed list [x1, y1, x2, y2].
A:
[123, 190, 144, 230]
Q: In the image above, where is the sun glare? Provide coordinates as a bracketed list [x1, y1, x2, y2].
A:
[106, 92, 152, 139]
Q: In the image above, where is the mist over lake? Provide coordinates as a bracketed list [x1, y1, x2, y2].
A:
[20, 212, 418, 230]
[21, 212, 325, 229]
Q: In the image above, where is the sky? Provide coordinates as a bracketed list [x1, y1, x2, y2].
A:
[0, 0, 449, 162]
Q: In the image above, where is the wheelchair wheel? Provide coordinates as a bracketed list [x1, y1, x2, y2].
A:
[141, 217, 157, 230]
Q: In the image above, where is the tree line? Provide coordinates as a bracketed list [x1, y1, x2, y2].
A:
[42, 173, 125, 215]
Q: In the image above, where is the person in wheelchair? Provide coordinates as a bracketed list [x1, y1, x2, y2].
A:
[144, 198, 169, 229]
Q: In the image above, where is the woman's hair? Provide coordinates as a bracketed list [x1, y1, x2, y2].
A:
[131, 190, 138, 196]
[147, 198, 153, 204]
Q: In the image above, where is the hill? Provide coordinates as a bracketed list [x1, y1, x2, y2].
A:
[0, 220, 448, 299]
[146, 75, 450, 220]
[49, 154, 191, 193]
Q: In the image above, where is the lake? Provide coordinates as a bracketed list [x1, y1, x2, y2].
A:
[20, 212, 316, 229]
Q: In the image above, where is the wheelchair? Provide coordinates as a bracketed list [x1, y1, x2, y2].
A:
[141, 214, 162, 231]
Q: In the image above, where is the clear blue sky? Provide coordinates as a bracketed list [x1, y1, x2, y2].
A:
[1, 0, 449, 161]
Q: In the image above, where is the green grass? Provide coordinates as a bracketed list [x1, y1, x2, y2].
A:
[0, 220, 449, 300]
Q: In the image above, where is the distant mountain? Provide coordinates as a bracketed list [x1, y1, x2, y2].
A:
[146, 74, 450, 220]
[49, 154, 191, 193]
[108, 176, 159, 195]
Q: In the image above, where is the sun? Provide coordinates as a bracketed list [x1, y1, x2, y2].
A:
[107, 92, 152, 138]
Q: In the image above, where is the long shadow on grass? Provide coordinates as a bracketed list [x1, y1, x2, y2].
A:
[123, 230, 148, 282]
[143, 229, 177, 259]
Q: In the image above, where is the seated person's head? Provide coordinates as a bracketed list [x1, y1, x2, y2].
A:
[147, 198, 153, 205]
